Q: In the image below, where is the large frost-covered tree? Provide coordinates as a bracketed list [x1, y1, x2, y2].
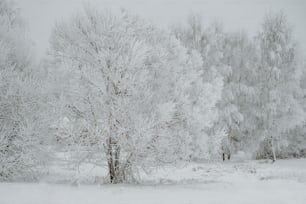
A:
[48, 7, 222, 183]
[254, 12, 305, 161]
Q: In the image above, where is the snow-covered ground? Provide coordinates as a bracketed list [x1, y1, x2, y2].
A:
[1, 159, 306, 204]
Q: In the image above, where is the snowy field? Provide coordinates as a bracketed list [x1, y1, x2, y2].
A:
[1, 159, 306, 204]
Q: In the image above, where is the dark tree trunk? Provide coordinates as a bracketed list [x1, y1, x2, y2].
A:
[271, 137, 276, 163]
[114, 144, 120, 182]
[106, 136, 121, 184]
[107, 137, 115, 183]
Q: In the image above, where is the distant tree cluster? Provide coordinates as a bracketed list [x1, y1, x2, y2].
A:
[0, 0, 305, 183]
[173, 13, 306, 162]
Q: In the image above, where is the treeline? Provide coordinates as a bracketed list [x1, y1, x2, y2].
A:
[173, 14, 306, 161]
[0, 0, 305, 183]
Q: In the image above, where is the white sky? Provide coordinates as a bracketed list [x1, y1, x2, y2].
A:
[15, 0, 306, 57]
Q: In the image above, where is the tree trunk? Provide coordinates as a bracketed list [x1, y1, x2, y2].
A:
[271, 137, 276, 163]
[106, 137, 122, 184]
[107, 137, 115, 183]
[114, 144, 120, 182]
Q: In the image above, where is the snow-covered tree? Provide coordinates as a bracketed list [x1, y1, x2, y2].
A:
[0, 0, 43, 181]
[220, 32, 259, 156]
[48, 8, 222, 183]
[281, 60, 306, 158]
[173, 15, 241, 160]
[254, 12, 305, 161]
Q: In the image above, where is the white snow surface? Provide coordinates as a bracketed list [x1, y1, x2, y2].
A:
[1, 159, 306, 204]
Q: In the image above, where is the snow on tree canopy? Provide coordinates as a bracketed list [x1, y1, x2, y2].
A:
[47, 7, 222, 183]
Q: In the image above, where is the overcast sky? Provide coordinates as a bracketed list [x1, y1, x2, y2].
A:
[15, 0, 306, 57]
